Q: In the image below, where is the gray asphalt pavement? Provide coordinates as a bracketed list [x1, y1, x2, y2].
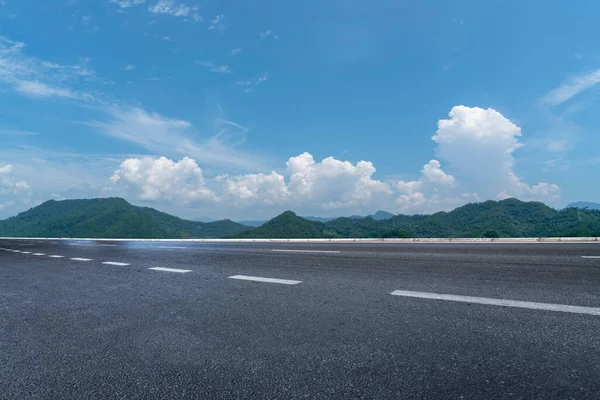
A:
[1, 239, 600, 399]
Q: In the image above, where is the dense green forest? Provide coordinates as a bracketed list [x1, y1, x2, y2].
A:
[1, 197, 599, 239]
[0, 198, 249, 238]
[234, 199, 600, 239]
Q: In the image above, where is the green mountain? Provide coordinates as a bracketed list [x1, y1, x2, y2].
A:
[0, 198, 250, 239]
[234, 198, 600, 238]
[2, 197, 599, 239]
[236, 211, 326, 238]
[371, 210, 394, 220]
[567, 202, 600, 210]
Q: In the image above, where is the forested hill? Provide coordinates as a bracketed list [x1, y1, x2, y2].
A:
[235, 199, 600, 238]
[567, 202, 600, 210]
[0, 198, 250, 239]
[1, 197, 599, 239]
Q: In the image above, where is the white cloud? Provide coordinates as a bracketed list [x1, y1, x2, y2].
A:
[432, 105, 559, 202]
[0, 163, 31, 214]
[208, 14, 225, 32]
[388, 106, 560, 214]
[211, 65, 233, 74]
[110, 156, 216, 203]
[195, 60, 233, 74]
[230, 48, 242, 56]
[421, 160, 455, 186]
[542, 68, 600, 105]
[235, 73, 268, 93]
[0, 128, 38, 136]
[110, 152, 393, 214]
[110, 0, 146, 8]
[256, 73, 268, 83]
[149, 0, 201, 21]
[218, 172, 288, 206]
[0, 34, 94, 102]
[0, 164, 13, 175]
[15, 80, 80, 99]
[285, 153, 392, 209]
[546, 140, 571, 153]
[123, 64, 135, 71]
[393, 160, 460, 214]
[394, 179, 421, 194]
[87, 106, 264, 172]
[260, 30, 278, 40]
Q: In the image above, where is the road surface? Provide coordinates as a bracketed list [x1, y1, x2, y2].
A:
[1, 239, 600, 399]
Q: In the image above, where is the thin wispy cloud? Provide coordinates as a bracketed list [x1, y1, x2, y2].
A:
[15, 80, 82, 100]
[208, 14, 225, 32]
[86, 106, 264, 171]
[235, 72, 268, 93]
[230, 48, 242, 56]
[0, 128, 38, 136]
[195, 60, 233, 74]
[259, 29, 278, 40]
[0, 35, 95, 101]
[68, 14, 99, 33]
[144, 33, 173, 42]
[110, 0, 146, 8]
[542, 68, 600, 106]
[256, 73, 268, 83]
[149, 0, 201, 21]
[123, 64, 135, 71]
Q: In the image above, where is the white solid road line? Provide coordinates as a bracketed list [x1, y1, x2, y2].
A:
[581, 256, 600, 259]
[33, 253, 45, 256]
[70, 257, 93, 261]
[390, 290, 600, 316]
[271, 249, 341, 254]
[48, 255, 64, 258]
[148, 267, 191, 273]
[102, 261, 130, 266]
[228, 275, 302, 285]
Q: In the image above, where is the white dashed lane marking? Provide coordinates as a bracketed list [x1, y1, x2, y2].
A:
[228, 275, 302, 285]
[582, 256, 600, 259]
[70, 257, 93, 262]
[148, 267, 191, 273]
[157, 246, 189, 249]
[390, 290, 600, 316]
[32, 253, 45, 256]
[48, 255, 64, 258]
[102, 261, 130, 266]
[21, 251, 31, 254]
[271, 249, 341, 254]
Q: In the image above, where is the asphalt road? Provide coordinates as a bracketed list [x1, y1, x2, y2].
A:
[1, 239, 600, 399]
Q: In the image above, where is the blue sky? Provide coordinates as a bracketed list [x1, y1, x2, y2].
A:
[1, 0, 599, 220]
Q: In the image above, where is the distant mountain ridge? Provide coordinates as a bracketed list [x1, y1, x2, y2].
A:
[0, 198, 249, 239]
[233, 199, 600, 239]
[2, 197, 599, 239]
[239, 210, 395, 226]
[567, 202, 600, 210]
